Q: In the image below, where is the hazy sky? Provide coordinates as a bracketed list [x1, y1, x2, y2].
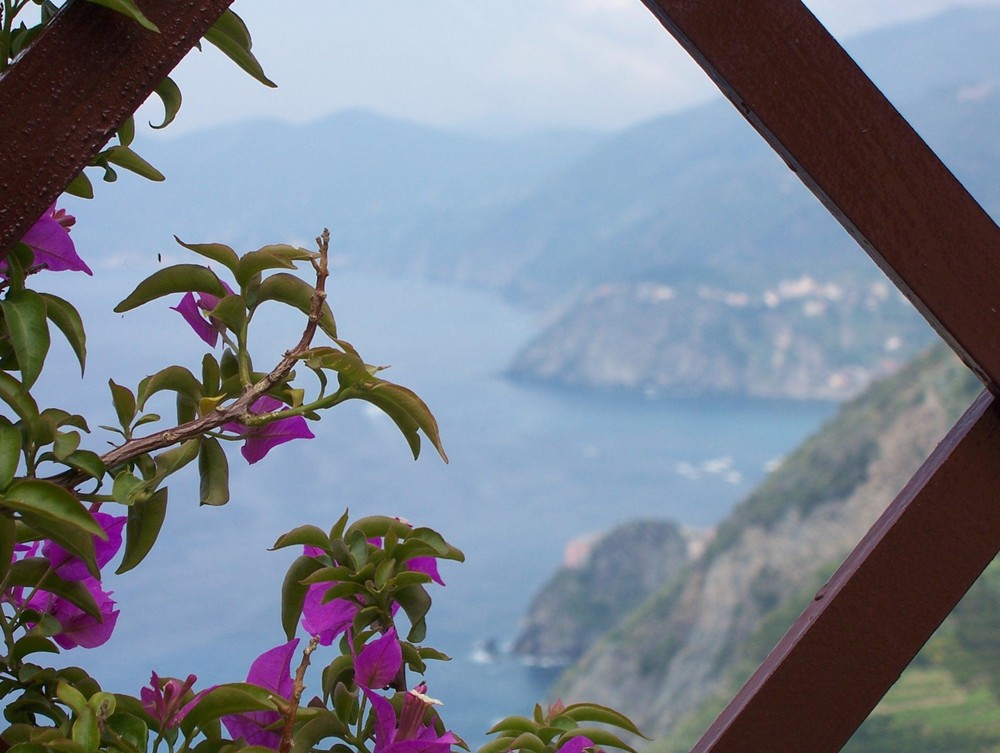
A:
[145, 0, 1000, 137]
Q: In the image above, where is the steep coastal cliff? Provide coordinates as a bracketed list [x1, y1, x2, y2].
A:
[523, 344, 997, 750]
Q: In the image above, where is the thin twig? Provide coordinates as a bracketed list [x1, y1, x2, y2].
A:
[49, 229, 332, 490]
[279, 635, 320, 753]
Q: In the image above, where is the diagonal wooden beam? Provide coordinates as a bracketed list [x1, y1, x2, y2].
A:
[633, 2, 1000, 751]
[639, 0, 1000, 392]
[690, 389, 1000, 752]
[0, 0, 235, 257]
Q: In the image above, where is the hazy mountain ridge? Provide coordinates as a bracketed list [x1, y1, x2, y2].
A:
[66, 7, 1000, 401]
[530, 343, 997, 750]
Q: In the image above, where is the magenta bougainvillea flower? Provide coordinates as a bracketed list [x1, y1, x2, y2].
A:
[222, 639, 299, 749]
[24, 576, 119, 650]
[354, 628, 403, 689]
[223, 395, 315, 465]
[19, 204, 91, 275]
[354, 629, 457, 753]
[171, 279, 235, 347]
[300, 546, 358, 645]
[141, 672, 205, 729]
[42, 511, 125, 581]
[553, 737, 597, 753]
[7, 511, 125, 650]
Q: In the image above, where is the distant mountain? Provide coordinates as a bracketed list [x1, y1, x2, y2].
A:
[66, 110, 605, 267]
[532, 343, 998, 751]
[65, 7, 1000, 401]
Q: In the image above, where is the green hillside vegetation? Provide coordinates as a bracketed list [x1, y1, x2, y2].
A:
[545, 343, 995, 750]
[653, 560, 1000, 753]
[707, 345, 981, 555]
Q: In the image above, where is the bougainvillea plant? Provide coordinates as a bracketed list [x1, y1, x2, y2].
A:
[0, 5, 644, 753]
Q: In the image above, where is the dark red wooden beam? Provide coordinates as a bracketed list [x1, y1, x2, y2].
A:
[632, 2, 1000, 751]
[0, 0, 235, 256]
[639, 0, 1000, 391]
[690, 389, 1000, 752]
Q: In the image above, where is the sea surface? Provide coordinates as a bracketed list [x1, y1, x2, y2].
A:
[33, 268, 833, 744]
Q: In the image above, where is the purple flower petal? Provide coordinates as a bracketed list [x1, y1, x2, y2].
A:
[554, 738, 595, 753]
[407, 556, 445, 586]
[223, 395, 315, 465]
[301, 585, 356, 645]
[28, 576, 119, 650]
[355, 629, 402, 689]
[172, 292, 219, 347]
[361, 685, 399, 752]
[171, 279, 235, 346]
[43, 512, 125, 581]
[20, 206, 91, 275]
[142, 673, 202, 729]
[222, 639, 299, 749]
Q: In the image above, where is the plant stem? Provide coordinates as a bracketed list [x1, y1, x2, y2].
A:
[278, 635, 320, 753]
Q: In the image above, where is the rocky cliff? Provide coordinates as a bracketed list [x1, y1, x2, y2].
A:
[512, 520, 690, 666]
[507, 278, 933, 401]
[540, 344, 991, 748]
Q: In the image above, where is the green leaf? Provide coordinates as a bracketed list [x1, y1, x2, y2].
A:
[118, 116, 135, 147]
[65, 172, 94, 199]
[559, 729, 637, 753]
[8, 560, 101, 619]
[207, 294, 247, 334]
[174, 237, 239, 272]
[302, 347, 368, 387]
[202, 353, 221, 396]
[71, 707, 100, 752]
[507, 733, 545, 753]
[108, 379, 137, 429]
[10, 636, 59, 664]
[0, 421, 22, 489]
[57, 681, 89, 714]
[394, 585, 431, 643]
[560, 704, 646, 738]
[234, 249, 296, 287]
[106, 712, 149, 753]
[198, 437, 230, 506]
[3, 481, 103, 538]
[259, 244, 315, 263]
[281, 555, 324, 641]
[112, 470, 144, 505]
[203, 10, 276, 88]
[150, 76, 182, 130]
[289, 713, 348, 753]
[345, 381, 447, 462]
[116, 487, 167, 573]
[40, 293, 86, 375]
[61, 450, 104, 482]
[254, 273, 337, 338]
[83, 0, 158, 31]
[2, 289, 51, 388]
[408, 527, 465, 561]
[52, 431, 81, 461]
[345, 515, 411, 541]
[20, 517, 98, 578]
[417, 646, 451, 662]
[102, 145, 165, 181]
[0, 513, 14, 581]
[180, 684, 280, 733]
[478, 737, 517, 753]
[271, 525, 330, 552]
[138, 365, 202, 411]
[114, 265, 226, 313]
[154, 439, 200, 479]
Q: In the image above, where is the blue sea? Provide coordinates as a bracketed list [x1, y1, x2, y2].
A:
[34, 268, 833, 744]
